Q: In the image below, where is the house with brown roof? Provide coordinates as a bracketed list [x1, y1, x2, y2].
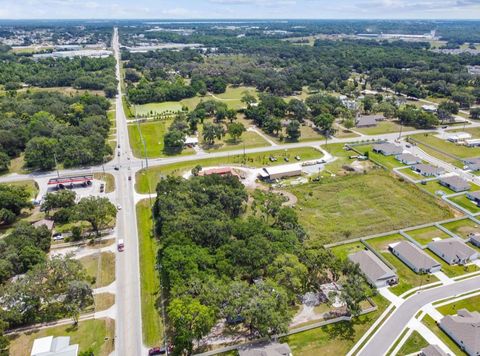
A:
[439, 309, 480, 356]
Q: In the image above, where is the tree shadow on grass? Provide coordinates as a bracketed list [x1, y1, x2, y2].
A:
[323, 320, 355, 342]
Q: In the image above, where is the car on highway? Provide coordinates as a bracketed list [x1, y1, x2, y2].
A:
[117, 204, 121, 210]
[114, 165, 119, 170]
[117, 239, 124, 252]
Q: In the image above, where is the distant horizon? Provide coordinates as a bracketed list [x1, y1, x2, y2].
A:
[0, 0, 479, 21]
[0, 18, 479, 22]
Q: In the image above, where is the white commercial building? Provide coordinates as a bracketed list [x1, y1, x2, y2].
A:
[31, 336, 78, 356]
[260, 164, 302, 180]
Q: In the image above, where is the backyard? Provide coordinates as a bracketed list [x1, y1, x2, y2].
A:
[405, 226, 451, 246]
[356, 120, 415, 136]
[288, 172, 455, 244]
[441, 218, 480, 239]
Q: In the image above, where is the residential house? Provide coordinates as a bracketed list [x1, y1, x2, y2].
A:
[32, 219, 54, 231]
[439, 309, 480, 356]
[372, 142, 403, 156]
[445, 132, 471, 143]
[356, 115, 378, 128]
[31, 336, 78, 356]
[389, 241, 441, 274]
[348, 250, 398, 288]
[396, 153, 421, 165]
[427, 238, 478, 265]
[412, 163, 445, 177]
[464, 158, 480, 172]
[420, 345, 449, 356]
[468, 233, 480, 248]
[239, 342, 292, 356]
[467, 191, 480, 205]
[184, 136, 199, 147]
[439, 176, 471, 193]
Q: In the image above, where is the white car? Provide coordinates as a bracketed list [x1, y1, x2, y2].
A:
[117, 204, 122, 210]
[52, 233, 64, 241]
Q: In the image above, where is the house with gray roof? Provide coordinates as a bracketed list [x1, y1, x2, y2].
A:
[468, 233, 480, 248]
[420, 345, 449, 356]
[372, 142, 403, 156]
[464, 158, 480, 171]
[396, 153, 421, 165]
[427, 238, 478, 265]
[348, 250, 398, 288]
[467, 191, 480, 205]
[439, 309, 480, 356]
[356, 115, 377, 128]
[439, 176, 471, 193]
[412, 163, 445, 177]
[389, 241, 441, 274]
[238, 342, 292, 356]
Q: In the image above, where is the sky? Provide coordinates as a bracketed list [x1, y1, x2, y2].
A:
[0, 0, 479, 19]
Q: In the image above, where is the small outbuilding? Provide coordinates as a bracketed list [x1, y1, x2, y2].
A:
[348, 250, 398, 288]
[439, 175, 471, 192]
[389, 241, 441, 274]
[427, 238, 478, 265]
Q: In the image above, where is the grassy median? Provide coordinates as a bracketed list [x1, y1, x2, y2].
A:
[137, 199, 163, 347]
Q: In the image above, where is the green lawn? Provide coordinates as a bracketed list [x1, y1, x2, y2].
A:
[135, 147, 324, 194]
[441, 218, 480, 239]
[93, 173, 115, 193]
[406, 226, 451, 246]
[330, 241, 367, 260]
[424, 249, 479, 278]
[210, 86, 258, 110]
[448, 194, 480, 214]
[201, 130, 269, 152]
[79, 252, 115, 288]
[127, 120, 195, 158]
[133, 101, 183, 117]
[356, 121, 416, 135]
[397, 167, 426, 181]
[8, 318, 115, 356]
[94, 293, 115, 312]
[354, 145, 406, 170]
[422, 314, 467, 355]
[417, 180, 457, 195]
[437, 294, 480, 315]
[365, 233, 405, 252]
[397, 330, 429, 356]
[137, 200, 164, 347]
[280, 295, 388, 356]
[288, 173, 454, 244]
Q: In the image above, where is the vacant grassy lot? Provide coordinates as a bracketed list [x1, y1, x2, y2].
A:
[448, 194, 480, 214]
[441, 218, 480, 238]
[437, 294, 480, 315]
[8, 318, 115, 356]
[288, 173, 454, 243]
[422, 315, 466, 355]
[210, 86, 258, 110]
[134, 101, 183, 117]
[80, 252, 115, 288]
[135, 147, 323, 193]
[397, 331, 429, 356]
[137, 200, 163, 347]
[356, 121, 415, 135]
[93, 173, 115, 193]
[201, 129, 269, 152]
[94, 293, 115, 312]
[280, 295, 388, 356]
[406, 226, 451, 246]
[128, 120, 195, 158]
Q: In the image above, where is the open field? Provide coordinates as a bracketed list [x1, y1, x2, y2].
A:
[200, 129, 270, 152]
[135, 147, 324, 194]
[137, 200, 163, 347]
[80, 252, 115, 288]
[448, 194, 480, 214]
[437, 294, 480, 315]
[356, 121, 415, 135]
[423, 249, 479, 278]
[441, 218, 480, 239]
[422, 314, 466, 355]
[7, 318, 115, 356]
[288, 173, 454, 244]
[134, 102, 183, 117]
[280, 295, 388, 356]
[94, 293, 115, 312]
[406, 226, 451, 246]
[396, 331, 429, 356]
[93, 173, 115, 193]
[128, 120, 195, 158]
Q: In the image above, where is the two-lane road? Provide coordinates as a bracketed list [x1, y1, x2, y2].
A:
[357, 275, 480, 356]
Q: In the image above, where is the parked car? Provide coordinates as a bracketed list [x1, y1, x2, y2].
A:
[52, 233, 64, 241]
[148, 346, 166, 355]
